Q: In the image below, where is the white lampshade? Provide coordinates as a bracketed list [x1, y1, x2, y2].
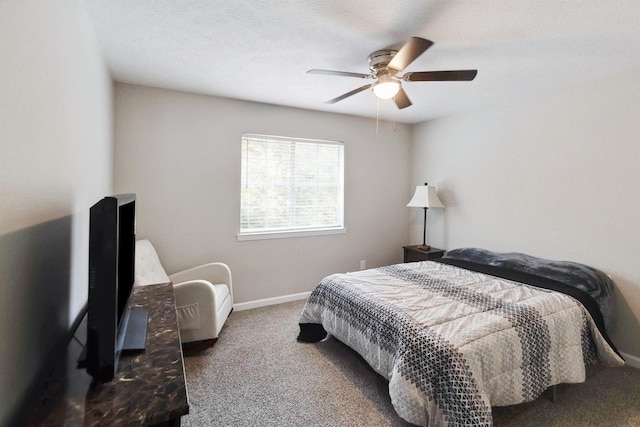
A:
[407, 185, 445, 208]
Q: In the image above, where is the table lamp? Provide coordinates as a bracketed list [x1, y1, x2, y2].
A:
[407, 183, 445, 251]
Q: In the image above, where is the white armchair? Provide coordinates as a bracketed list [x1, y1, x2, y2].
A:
[134, 240, 233, 353]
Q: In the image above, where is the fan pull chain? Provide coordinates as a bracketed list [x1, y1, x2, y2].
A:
[392, 95, 397, 133]
[376, 97, 380, 135]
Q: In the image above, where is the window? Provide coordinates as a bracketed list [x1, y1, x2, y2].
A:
[238, 133, 345, 240]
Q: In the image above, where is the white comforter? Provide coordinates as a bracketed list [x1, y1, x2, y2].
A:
[299, 261, 623, 426]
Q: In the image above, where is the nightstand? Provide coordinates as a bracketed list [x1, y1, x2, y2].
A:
[403, 245, 445, 263]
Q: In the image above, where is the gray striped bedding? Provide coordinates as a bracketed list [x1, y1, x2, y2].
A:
[298, 261, 623, 426]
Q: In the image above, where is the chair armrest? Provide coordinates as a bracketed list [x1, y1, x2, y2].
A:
[170, 263, 233, 303]
[173, 280, 217, 341]
[173, 279, 217, 308]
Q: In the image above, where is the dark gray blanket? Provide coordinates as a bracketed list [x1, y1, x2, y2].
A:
[442, 248, 615, 330]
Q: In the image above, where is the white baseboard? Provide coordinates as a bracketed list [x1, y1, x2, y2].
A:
[621, 352, 640, 369]
[233, 291, 311, 311]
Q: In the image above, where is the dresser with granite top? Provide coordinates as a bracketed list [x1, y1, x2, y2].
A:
[24, 283, 189, 426]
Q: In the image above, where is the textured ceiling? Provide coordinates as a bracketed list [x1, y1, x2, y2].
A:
[81, 0, 640, 124]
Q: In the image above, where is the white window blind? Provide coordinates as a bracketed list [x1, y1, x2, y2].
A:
[239, 133, 344, 239]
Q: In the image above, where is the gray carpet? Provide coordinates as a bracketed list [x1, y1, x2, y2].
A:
[182, 300, 640, 426]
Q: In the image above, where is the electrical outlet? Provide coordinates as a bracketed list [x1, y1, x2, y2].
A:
[360, 260, 366, 270]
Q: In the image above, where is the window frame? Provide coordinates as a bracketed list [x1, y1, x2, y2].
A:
[237, 133, 346, 241]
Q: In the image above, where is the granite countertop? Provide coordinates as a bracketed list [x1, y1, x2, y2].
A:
[27, 283, 189, 426]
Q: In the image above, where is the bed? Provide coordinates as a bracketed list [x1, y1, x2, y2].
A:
[297, 248, 624, 426]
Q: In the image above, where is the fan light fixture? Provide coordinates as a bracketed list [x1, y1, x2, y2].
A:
[372, 75, 400, 99]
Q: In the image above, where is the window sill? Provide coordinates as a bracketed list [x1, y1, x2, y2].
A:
[237, 227, 346, 241]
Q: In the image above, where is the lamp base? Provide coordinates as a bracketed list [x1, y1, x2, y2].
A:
[416, 244, 432, 251]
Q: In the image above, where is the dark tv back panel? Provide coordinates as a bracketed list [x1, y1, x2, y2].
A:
[87, 196, 118, 381]
[86, 193, 136, 382]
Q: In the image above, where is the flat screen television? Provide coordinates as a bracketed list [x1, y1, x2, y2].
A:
[85, 193, 147, 382]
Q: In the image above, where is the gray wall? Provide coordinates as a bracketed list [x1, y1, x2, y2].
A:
[409, 68, 640, 362]
[113, 83, 412, 304]
[0, 0, 112, 424]
[2, 4, 638, 424]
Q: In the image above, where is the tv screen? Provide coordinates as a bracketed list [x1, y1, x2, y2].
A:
[86, 193, 146, 382]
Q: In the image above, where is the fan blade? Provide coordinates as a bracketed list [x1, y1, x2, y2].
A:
[307, 69, 373, 79]
[325, 84, 373, 104]
[403, 70, 478, 81]
[393, 88, 412, 109]
[387, 37, 433, 72]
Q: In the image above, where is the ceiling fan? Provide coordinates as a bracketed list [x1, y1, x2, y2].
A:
[307, 37, 477, 109]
